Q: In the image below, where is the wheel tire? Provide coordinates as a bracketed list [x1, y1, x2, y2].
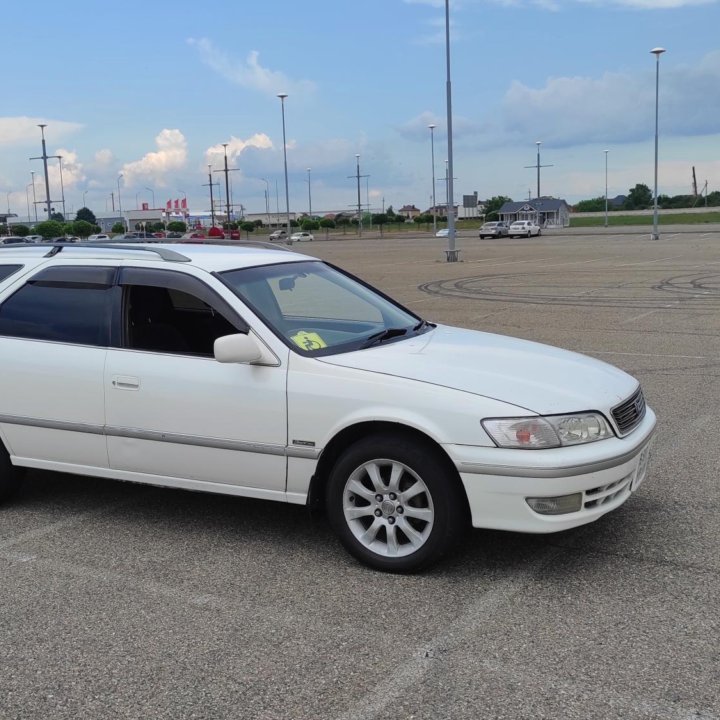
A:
[527, 231, 531, 237]
[0, 443, 22, 504]
[326, 434, 467, 572]
[538, 230, 542, 236]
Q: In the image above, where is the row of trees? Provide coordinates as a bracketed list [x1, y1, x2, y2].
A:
[574, 184, 720, 212]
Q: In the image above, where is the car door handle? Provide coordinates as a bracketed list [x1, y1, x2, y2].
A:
[111, 375, 140, 390]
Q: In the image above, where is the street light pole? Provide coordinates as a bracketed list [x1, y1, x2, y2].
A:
[651, 47, 666, 242]
[307, 168, 312, 218]
[26, 184, 32, 222]
[260, 178, 270, 227]
[36, 125, 52, 220]
[145, 187, 155, 209]
[30, 171, 38, 222]
[356, 155, 362, 235]
[58, 156, 66, 219]
[604, 149, 609, 228]
[429, 124, 437, 235]
[444, 0, 457, 261]
[277, 93, 292, 244]
[117, 174, 124, 229]
[536, 141, 542, 199]
[83, 190, 88, 209]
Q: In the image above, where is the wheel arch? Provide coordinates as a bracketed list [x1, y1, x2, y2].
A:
[307, 420, 469, 518]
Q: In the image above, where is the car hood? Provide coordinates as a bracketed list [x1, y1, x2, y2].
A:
[318, 325, 638, 415]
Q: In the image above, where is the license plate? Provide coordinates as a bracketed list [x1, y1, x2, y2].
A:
[631, 445, 651, 491]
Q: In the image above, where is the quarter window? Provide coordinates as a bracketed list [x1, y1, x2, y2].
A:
[0, 265, 22, 283]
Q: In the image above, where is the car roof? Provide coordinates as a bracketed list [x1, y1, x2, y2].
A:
[0, 242, 315, 272]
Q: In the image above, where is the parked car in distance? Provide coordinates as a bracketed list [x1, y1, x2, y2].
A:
[207, 227, 225, 239]
[479, 221, 509, 239]
[180, 231, 206, 240]
[0, 242, 656, 572]
[508, 220, 542, 238]
[269, 229, 287, 241]
[229, 229, 241, 240]
[166, 231, 184, 239]
[25, 235, 44, 243]
[435, 228, 449, 238]
[290, 231, 314, 242]
[0, 236, 29, 245]
[87, 234, 111, 242]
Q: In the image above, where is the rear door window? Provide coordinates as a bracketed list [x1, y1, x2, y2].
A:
[0, 266, 115, 346]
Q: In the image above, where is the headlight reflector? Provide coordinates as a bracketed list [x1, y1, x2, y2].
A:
[482, 413, 613, 449]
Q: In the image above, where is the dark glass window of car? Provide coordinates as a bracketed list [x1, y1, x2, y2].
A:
[124, 285, 242, 356]
[0, 265, 23, 283]
[0, 267, 113, 346]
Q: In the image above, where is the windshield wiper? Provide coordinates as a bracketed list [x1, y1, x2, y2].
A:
[412, 319, 435, 332]
[360, 327, 409, 349]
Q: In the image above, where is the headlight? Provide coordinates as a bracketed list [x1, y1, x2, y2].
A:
[481, 413, 613, 449]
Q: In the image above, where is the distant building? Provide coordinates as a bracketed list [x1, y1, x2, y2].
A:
[398, 204, 422, 220]
[498, 198, 570, 228]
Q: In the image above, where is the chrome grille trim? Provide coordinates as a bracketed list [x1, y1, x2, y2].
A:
[612, 387, 646, 436]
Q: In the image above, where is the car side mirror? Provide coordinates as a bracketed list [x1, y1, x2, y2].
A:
[214, 333, 278, 365]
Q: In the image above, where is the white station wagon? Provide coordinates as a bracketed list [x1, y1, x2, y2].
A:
[0, 243, 656, 571]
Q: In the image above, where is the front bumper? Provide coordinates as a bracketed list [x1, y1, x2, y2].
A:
[445, 407, 656, 533]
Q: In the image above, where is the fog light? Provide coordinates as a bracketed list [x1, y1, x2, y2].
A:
[526, 493, 582, 515]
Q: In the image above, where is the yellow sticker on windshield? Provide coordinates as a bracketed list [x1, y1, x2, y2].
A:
[291, 331, 328, 351]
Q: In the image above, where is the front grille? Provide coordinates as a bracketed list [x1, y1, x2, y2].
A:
[612, 387, 646, 435]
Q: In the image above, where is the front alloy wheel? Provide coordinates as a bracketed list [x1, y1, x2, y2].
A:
[343, 459, 434, 559]
[326, 435, 466, 572]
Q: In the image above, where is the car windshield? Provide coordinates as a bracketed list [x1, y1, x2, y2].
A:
[220, 260, 432, 356]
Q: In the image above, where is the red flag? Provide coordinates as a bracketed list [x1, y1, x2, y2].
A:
[181, 198, 187, 209]
[166, 199, 171, 210]
[174, 199, 179, 209]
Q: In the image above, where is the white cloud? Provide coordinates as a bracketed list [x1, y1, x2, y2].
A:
[205, 133, 274, 168]
[121, 129, 188, 186]
[486, 50, 720, 148]
[187, 38, 316, 97]
[94, 149, 114, 166]
[48, 149, 85, 190]
[0, 117, 83, 146]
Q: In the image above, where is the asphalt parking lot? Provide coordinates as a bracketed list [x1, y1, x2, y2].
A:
[2, 227, 719, 720]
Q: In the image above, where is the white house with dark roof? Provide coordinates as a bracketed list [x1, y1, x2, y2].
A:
[498, 198, 570, 228]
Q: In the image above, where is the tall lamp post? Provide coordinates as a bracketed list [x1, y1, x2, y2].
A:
[145, 186, 155, 209]
[355, 154, 362, 235]
[277, 93, 292, 244]
[428, 124, 437, 235]
[30, 171, 38, 221]
[260, 178, 271, 227]
[651, 47, 666, 242]
[604, 150, 609, 228]
[117, 174, 124, 229]
[443, 0, 457, 261]
[307, 168, 312, 218]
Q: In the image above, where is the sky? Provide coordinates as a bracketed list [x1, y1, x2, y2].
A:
[2, 0, 719, 221]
